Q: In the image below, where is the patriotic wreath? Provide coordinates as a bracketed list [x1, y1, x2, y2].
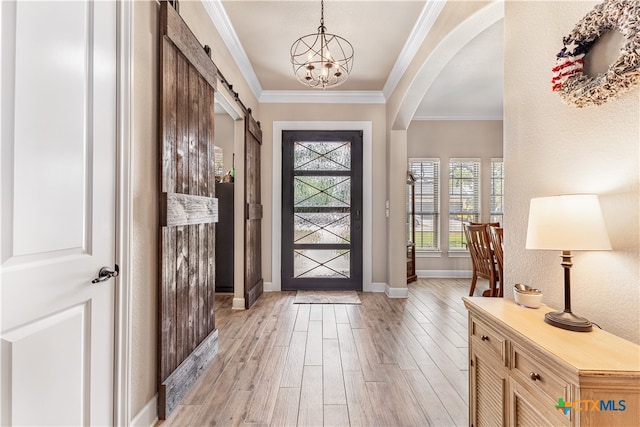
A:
[551, 0, 640, 108]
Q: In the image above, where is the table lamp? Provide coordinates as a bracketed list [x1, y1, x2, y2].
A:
[525, 195, 611, 332]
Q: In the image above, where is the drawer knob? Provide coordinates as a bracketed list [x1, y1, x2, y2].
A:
[529, 372, 541, 381]
[481, 335, 489, 341]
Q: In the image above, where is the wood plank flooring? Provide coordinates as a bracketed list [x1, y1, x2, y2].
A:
[160, 278, 473, 426]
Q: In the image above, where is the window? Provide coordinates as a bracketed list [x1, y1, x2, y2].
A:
[449, 159, 480, 249]
[491, 158, 504, 224]
[409, 159, 440, 251]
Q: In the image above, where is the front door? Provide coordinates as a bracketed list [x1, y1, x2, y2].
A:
[1, 1, 117, 425]
[281, 130, 363, 291]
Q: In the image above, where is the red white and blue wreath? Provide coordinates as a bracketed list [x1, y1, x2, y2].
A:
[551, 0, 640, 108]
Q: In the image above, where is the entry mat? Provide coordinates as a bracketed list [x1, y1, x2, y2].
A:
[293, 290, 362, 305]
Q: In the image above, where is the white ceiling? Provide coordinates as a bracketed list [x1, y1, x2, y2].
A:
[414, 19, 504, 120]
[213, 0, 504, 120]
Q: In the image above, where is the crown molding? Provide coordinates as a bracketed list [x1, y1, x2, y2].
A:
[203, 1, 448, 106]
[202, 0, 263, 100]
[260, 90, 386, 104]
[382, 0, 446, 99]
[412, 115, 503, 121]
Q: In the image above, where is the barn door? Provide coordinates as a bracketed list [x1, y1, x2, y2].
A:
[244, 115, 263, 308]
[158, 1, 218, 419]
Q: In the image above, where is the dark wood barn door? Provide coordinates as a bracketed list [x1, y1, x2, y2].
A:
[244, 115, 263, 308]
[158, 1, 218, 419]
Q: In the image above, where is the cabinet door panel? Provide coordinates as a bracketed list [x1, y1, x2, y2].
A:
[509, 377, 570, 427]
[471, 349, 507, 427]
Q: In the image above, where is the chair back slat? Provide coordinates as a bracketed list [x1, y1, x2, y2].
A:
[489, 226, 504, 297]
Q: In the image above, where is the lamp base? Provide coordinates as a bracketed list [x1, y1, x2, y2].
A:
[544, 310, 592, 332]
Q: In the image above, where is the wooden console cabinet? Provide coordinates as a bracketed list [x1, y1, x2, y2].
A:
[463, 297, 640, 427]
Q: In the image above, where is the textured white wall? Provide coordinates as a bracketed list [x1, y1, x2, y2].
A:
[504, 1, 639, 343]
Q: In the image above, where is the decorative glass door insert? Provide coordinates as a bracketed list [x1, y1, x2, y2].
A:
[282, 130, 362, 291]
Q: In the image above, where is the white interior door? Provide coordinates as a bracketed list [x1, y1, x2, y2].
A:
[1, 1, 117, 425]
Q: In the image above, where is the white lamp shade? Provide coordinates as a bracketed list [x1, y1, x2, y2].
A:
[525, 195, 611, 251]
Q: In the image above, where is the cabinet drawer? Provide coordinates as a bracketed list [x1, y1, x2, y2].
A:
[471, 317, 507, 363]
[512, 344, 570, 407]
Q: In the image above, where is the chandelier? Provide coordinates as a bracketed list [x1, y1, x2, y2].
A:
[290, 0, 354, 89]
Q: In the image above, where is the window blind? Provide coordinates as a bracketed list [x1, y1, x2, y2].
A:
[409, 158, 440, 250]
[449, 159, 480, 249]
[490, 158, 504, 224]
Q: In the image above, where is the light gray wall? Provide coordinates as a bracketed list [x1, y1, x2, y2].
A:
[407, 120, 503, 274]
[259, 103, 388, 285]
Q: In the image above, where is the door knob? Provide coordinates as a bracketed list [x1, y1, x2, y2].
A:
[92, 264, 119, 284]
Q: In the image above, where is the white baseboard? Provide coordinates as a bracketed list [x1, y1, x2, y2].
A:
[363, 282, 408, 298]
[130, 395, 157, 427]
[385, 284, 409, 298]
[232, 297, 246, 310]
[364, 282, 387, 292]
[263, 281, 278, 292]
[417, 270, 472, 278]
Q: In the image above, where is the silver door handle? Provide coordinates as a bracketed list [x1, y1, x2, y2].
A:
[92, 264, 119, 284]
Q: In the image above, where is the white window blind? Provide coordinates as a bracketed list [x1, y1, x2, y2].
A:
[449, 159, 480, 249]
[409, 158, 440, 251]
[490, 158, 504, 225]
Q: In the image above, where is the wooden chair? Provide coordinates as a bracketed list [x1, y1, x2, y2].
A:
[470, 221, 500, 227]
[489, 226, 504, 297]
[464, 223, 498, 297]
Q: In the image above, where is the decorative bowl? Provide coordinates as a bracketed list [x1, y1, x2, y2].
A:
[514, 287, 542, 308]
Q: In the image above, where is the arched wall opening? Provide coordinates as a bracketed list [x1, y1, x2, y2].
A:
[386, 1, 504, 290]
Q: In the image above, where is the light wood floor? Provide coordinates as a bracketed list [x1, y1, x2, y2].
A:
[161, 278, 475, 427]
